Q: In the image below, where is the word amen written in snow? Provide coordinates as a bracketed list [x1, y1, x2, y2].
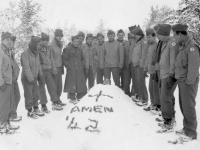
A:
[70, 105, 114, 114]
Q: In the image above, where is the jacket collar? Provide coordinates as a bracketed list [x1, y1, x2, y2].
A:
[28, 48, 36, 56]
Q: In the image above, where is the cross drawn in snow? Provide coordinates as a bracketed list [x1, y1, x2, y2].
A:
[88, 90, 113, 102]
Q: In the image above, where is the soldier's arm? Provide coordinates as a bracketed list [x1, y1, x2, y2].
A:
[93, 46, 98, 61]
[81, 49, 85, 68]
[82, 47, 89, 69]
[0, 50, 5, 86]
[186, 45, 200, 85]
[62, 47, 70, 69]
[38, 61, 43, 76]
[21, 52, 34, 82]
[119, 43, 124, 68]
[169, 42, 179, 76]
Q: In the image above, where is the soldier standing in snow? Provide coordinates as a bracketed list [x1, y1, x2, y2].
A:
[156, 24, 179, 133]
[128, 25, 138, 100]
[100, 30, 124, 87]
[38, 33, 63, 112]
[9, 36, 22, 122]
[49, 29, 66, 106]
[143, 29, 160, 111]
[173, 24, 200, 141]
[131, 26, 149, 106]
[0, 32, 19, 133]
[94, 33, 105, 84]
[21, 36, 45, 119]
[82, 33, 95, 90]
[62, 35, 87, 102]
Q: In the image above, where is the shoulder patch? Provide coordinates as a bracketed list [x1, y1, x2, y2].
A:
[172, 42, 176, 46]
[190, 47, 195, 52]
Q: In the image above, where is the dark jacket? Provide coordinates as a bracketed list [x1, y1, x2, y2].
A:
[62, 44, 87, 93]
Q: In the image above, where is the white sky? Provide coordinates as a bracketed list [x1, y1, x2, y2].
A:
[0, 0, 180, 31]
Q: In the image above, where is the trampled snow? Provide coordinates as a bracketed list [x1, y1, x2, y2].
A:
[1, 78, 200, 150]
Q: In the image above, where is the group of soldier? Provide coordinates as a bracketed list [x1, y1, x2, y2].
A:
[0, 23, 199, 142]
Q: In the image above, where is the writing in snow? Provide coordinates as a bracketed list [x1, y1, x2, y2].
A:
[70, 105, 114, 114]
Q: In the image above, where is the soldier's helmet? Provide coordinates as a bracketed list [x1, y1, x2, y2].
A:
[103, 79, 111, 85]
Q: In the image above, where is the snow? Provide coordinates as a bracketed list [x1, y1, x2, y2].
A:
[1, 76, 200, 150]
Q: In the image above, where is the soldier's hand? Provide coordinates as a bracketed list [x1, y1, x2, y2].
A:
[0, 83, 7, 91]
[166, 76, 177, 88]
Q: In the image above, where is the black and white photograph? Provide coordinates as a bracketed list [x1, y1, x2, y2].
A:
[0, 0, 200, 149]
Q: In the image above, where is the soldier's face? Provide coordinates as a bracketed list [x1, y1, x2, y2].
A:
[86, 37, 93, 46]
[72, 38, 79, 47]
[41, 40, 49, 47]
[146, 35, 155, 44]
[92, 39, 98, 46]
[173, 32, 181, 44]
[79, 37, 84, 44]
[2, 38, 12, 49]
[108, 34, 115, 42]
[55, 37, 62, 41]
[10, 41, 15, 50]
[98, 36, 104, 45]
[117, 33, 125, 41]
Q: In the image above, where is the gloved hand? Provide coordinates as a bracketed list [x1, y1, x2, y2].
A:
[0, 83, 7, 91]
[166, 76, 177, 88]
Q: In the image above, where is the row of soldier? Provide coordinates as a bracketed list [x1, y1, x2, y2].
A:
[0, 23, 199, 142]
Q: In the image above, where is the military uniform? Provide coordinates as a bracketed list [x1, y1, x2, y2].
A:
[159, 38, 179, 120]
[132, 38, 149, 102]
[175, 37, 200, 139]
[38, 45, 60, 106]
[0, 44, 13, 127]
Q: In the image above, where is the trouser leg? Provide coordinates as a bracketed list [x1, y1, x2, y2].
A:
[153, 78, 161, 106]
[137, 66, 148, 101]
[123, 68, 131, 96]
[39, 71, 48, 105]
[133, 66, 139, 96]
[149, 74, 154, 104]
[130, 63, 136, 96]
[22, 77, 35, 110]
[96, 67, 103, 84]
[178, 78, 199, 139]
[160, 78, 177, 119]
[104, 67, 111, 80]
[0, 84, 12, 126]
[88, 66, 94, 89]
[9, 82, 21, 119]
[111, 67, 120, 87]
[32, 80, 39, 108]
[45, 71, 59, 103]
[53, 67, 63, 99]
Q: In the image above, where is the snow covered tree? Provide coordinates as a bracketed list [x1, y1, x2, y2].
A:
[95, 19, 107, 37]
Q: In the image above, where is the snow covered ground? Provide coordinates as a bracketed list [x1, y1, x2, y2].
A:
[1, 75, 200, 150]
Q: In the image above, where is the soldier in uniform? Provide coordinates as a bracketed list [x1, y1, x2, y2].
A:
[117, 29, 126, 90]
[100, 30, 124, 87]
[62, 35, 87, 102]
[49, 29, 65, 106]
[82, 33, 94, 90]
[38, 33, 63, 112]
[156, 24, 179, 132]
[94, 33, 104, 84]
[173, 24, 200, 141]
[21, 36, 45, 119]
[131, 26, 149, 106]
[9, 36, 22, 122]
[143, 29, 159, 111]
[0, 32, 19, 132]
[128, 25, 138, 100]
